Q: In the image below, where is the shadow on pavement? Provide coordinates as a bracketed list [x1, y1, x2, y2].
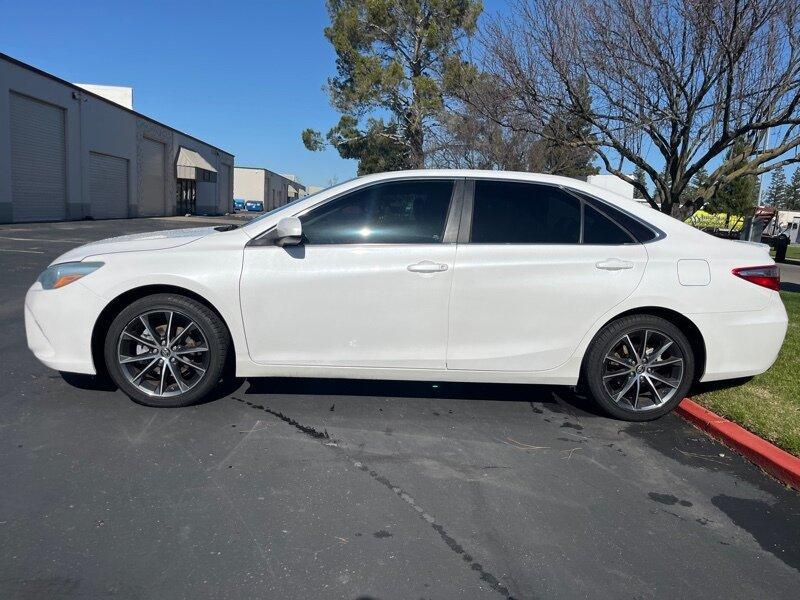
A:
[59, 371, 247, 406]
[244, 377, 608, 418]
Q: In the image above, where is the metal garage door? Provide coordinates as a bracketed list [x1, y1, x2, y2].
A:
[139, 137, 165, 216]
[218, 163, 231, 213]
[89, 152, 128, 219]
[10, 93, 67, 222]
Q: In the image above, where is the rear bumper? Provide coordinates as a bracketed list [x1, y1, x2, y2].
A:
[692, 292, 788, 382]
[24, 281, 105, 374]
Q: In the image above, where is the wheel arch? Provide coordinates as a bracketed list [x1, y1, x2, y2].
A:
[581, 306, 707, 383]
[91, 284, 236, 377]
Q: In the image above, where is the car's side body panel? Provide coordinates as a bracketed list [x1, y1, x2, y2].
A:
[445, 242, 648, 371]
[240, 243, 457, 368]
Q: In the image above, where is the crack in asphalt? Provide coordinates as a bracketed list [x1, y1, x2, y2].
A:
[236, 399, 330, 439]
[232, 396, 518, 599]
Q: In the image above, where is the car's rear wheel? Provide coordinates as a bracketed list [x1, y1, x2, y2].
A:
[583, 315, 694, 421]
[104, 293, 229, 407]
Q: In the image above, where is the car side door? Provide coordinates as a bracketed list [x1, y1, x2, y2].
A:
[239, 178, 462, 369]
[446, 179, 649, 372]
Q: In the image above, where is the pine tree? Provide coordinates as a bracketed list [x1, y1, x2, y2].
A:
[766, 167, 788, 208]
[302, 0, 482, 173]
[787, 168, 800, 210]
[632, 167, 647, 199]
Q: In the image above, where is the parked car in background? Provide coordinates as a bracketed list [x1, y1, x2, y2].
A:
[25, 170, 788, 421]
[233, 199, 246, 212]
[245, 201, 264, 212]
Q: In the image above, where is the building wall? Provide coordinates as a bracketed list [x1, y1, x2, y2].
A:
[265, 170, 289, 210]
[233, 167, 267, 203]
[173, 132, 233, 214]
[0, 54, 233, 223]
[233, 167, 297, 211]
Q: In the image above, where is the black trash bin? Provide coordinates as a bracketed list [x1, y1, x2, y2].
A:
[775, 234, 789, 263]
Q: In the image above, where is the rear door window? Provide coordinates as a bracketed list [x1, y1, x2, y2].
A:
[470, 181, 581, 244]
[582, 204, 635, 244]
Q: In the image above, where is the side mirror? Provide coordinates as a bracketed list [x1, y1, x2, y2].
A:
[274, 217, 302, 246]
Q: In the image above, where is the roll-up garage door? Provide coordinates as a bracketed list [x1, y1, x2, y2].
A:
[140, 137, 166, 216]
[10, 93, 67, 222]
[218, 163, 231, 213]
[89, 152, 128, 219]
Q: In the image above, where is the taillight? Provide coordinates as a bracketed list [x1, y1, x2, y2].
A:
[732, 265, 781, 291]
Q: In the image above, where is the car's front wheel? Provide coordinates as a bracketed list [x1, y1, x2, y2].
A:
[583, 315, 695, 421]
[104, 293, 229, 407]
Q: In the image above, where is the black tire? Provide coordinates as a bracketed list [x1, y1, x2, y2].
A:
[583, 315, 694, 421]
[104, 293, 230, 407]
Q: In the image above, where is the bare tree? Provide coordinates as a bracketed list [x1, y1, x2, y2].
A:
[428, 71, 542, 169]
[436, 69, 598, 175]
[470, 0, 800, 216]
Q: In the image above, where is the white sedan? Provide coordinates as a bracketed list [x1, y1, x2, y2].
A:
[25, 170, 787, 420]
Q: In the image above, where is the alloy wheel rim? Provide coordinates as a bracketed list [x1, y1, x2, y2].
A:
[601, 329, 684, 412]
[117, 310, 210, 397]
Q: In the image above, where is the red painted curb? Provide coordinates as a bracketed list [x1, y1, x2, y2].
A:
[676, 398, 800, 491]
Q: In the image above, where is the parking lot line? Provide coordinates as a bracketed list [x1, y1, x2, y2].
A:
[0, 248, 44, 254]
[0, 236, 88, 243]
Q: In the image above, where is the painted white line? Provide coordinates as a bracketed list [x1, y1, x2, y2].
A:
[0, 248, 45, 254]
[0, 236, 88, 243]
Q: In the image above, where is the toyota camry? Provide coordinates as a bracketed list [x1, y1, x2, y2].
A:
[25, 170, 788, 421]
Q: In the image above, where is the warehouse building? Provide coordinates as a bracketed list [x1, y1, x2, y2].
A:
[281, 174, 307, 201]
[234, 167, 299, 210]
[0, 53, 234, 223]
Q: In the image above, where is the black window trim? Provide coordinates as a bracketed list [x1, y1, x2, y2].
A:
[459, 177, 664, 246]
[248, 177, 465, 247]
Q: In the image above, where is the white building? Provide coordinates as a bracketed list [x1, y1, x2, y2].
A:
[234, 167, 298, 210]
[0, 52, 234, 223]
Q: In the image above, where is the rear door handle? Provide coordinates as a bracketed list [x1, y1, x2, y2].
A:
[596, 258, 634, 271]
[407, 260, 449, 273]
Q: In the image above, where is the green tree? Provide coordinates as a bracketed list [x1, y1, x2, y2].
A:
[303, 0, 483, 173]
[631, 167, 647, 199]
[787, 168, 800, 210]
[706, 146, 758, 216]
[766, 167, 788, 208]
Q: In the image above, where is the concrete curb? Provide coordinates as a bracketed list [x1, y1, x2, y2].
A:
[676, 398, 800, 490]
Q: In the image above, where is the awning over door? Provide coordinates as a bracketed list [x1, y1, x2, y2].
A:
[176, 147, 217, 180]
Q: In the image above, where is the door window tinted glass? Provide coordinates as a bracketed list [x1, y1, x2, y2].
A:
[300, 180, 453, 244]
[600, 204, 658, 242]
[576, 193, 658, 242]
[583, 204, 635, 244]
[471, 181, 581, 243]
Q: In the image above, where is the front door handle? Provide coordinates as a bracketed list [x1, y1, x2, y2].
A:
[407, 260, 449, 273]
[596, 258, 634, 271]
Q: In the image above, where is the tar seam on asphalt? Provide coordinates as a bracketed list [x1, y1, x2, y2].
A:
[232, 397, 519, 600]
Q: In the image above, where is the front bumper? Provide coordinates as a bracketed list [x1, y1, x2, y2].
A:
[692, 292, 789, 382]
[24, 281, 106, 374]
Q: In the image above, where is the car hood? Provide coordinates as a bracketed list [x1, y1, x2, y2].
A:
[51, 227, 217, 264]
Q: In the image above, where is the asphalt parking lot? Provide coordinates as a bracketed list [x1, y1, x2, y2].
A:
[1, 218, 799, 600]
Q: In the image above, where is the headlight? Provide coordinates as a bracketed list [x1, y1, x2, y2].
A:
[37, 262, 104, 290]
